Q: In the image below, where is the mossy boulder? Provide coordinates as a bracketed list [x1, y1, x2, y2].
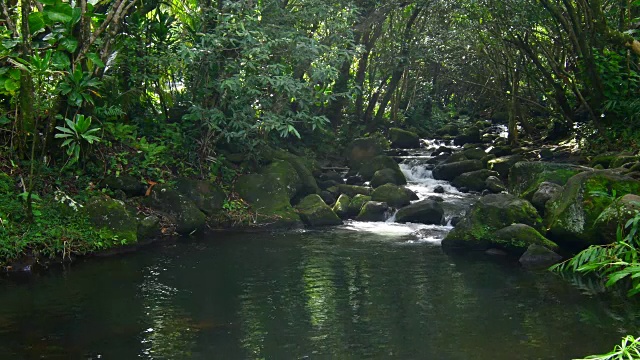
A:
[395, 199, 444, 225]
[491, 224, 559, 255]
[336, 184, 372, 198]
[508, 162, 592, 198]
[371, 168, 406, 188]
[137, 215, 161, 240]
[589, 154, 617, 169]
[485, 176, 506, 193]
[452, 169, 499, 192]
[270, 150, 320, 198]
[261, 160, 302, 199]
[487, 155, 523, 178]
[462, 147, 487, 160]
[348, 194, 372, 217]
[611, 155, 640, 168]
[432, 160, 483, 181]
[403, 187, 419, 200]
[442, 194, 543, 251]
[234, 174, 302, 229]
[436, 124, 459, 136]
[332, 194, 351, 219]
[104, 175, 146, 198]
[145, 185, 207, 235]
[359, 155, 405, 182]
[453, 126, 481, 145]
[295, 194, 342, 227]
[545, 170, 640, 247]
[85, 196, 138, 243]
[371, 184, 411, 208]
[347, 137, 385, 171]
[356, 201, 390, 222]
[443, 152, 468, 164]
[389, 127, 420, 149]
[531, 182, 563, 215]
[593, 194, 640, 244]
[174, 178, 226, 216]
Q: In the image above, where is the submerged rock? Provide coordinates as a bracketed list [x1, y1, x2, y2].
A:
[295, 194, 342, 227]
[519, 244, 563, 268]
[491, 224, 559, 255]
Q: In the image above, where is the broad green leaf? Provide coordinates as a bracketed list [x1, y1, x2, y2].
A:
[4, 78, 19, 92]
[28, 12, 46, 34]
[44, 4, 73, 23]
[606, 271, 630, 287]
[86, 53, 105, 68]
[59, 37, 79, 53]
[52, 51, 70, 69]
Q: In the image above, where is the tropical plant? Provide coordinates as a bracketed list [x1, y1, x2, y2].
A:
[575, 335, 640, 360]
[55, 114, 101, 167]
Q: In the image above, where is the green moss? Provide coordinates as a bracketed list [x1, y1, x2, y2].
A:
[371, 184, 411, 208]
[509, 162, 591, 198]
[295, 194, 342, 227]
[235, 173, 302, 229]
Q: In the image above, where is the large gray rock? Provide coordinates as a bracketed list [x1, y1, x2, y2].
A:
[519, 244, 563, 268]
[454, 126, 481, 145]
[395, 199, 444, 224]
[531, 182, 563, 214]
[174, 178, 226, 216]
[359, 155, 406, 182]
[485, 176, 506, 193]
[332, 194, 351, 219]
[145, 185, 207, 235]
[432, 160, 483, 181]
[104, 175, 146, 198]
[371, 168, 407, 188]
[452, 169, 499, 192]
[593, 194, 640, 243]
[348, 194, 371, 217]
[491, 224, 559, 255]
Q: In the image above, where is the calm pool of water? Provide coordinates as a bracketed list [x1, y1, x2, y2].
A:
[0, 228, 637, 359]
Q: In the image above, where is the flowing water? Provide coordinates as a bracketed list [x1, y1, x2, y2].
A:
[0, 140, 638, 359]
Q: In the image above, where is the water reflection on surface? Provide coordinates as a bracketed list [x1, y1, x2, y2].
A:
[0, 230, 638, 359]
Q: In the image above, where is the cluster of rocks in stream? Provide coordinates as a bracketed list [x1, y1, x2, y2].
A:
[78, 123, 640, 270]
[430, 121, 640, 268]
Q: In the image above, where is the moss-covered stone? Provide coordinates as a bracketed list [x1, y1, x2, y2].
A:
[395, 199, 443, 224]
[590, 154, 617, 169]
[452, 169, 499, 192]
[348, 194, 372, 217]
[346, 137, 385, 171]
[371, 184, 411, 208]
[453, 126, 481, 145]
[261, 160, 302, 199]
[462, 147, 487, 160]
[491, 224, 559, 255]
[487, 155, 523, 178]
[332, 194, 351, 219]
[389, 127, 420, 149]
[270, 150, 320, 198]
[611, 155, 640, 168]
[234, 173, 302, 229]
[137, 215, 161, 240]
[432, 160, 483, 181]
[485, 176, 506, 193]
[355, 201, 389, 222]
[442, 193, 543, 251]
[442, 152, 468, 164]
[531, 182, 562, 215]
[370, 168, 406, 188]
[359, 155, 405, 182]
[145, 185, 207, 235]
[174, 178, 226, 216]
[295, 194, 342, 227]
[436, 124, 459, 136]
[508, 161, 592, 199]
[104, 175, 146, 198]
[593, 194, 640, 244]
[545, 170, 640, 247]
[337, 184, 372, 198]
[85, 196, 138, 243]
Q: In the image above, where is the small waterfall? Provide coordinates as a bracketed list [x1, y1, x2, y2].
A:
[399, 161, 462, 198]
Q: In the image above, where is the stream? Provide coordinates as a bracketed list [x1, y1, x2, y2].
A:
[0, 140, 638, 359]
